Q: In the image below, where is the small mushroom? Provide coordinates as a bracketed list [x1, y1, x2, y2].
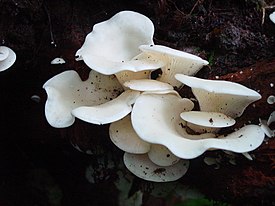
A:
[138, 45, 208, 87]
[43, 70, 123, 128]
[131, 92, 265, 159]
[72, 90, 140, 125]
[180, 111, 235, 133]
[242, 152, 253, 161]
[0, 46, 16, 72]
[267, 111, 275, 126]
[51, 57, 66, 64]
[109, 115, 150, 154]
[270, 11, 275, 24]
[175, 74, 261, 118]
[124, 79, 173, 92]
[30, 95, 41, 103]
[259, 111, 275, 138]
[75, 11, 163, 75]
[180, 111, 235, 128]
[260, 120, 274, 138]
[123, 152, 189, 182]
[267, 95, 275, 104]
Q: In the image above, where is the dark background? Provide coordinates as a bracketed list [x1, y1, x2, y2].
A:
[0, 0, 274, 205]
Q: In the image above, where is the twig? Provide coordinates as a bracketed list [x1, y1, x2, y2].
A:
[43, 2, 57, 47]
[167, 0, 185, 16]
[189, 0, 204, 16]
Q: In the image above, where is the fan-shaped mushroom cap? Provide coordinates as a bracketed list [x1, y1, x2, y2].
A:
[43, 70, 123, 128]
[270, 11, 275, 24]
[124, 79, 173, 92]
[138, 45, 208, 87]
[0, 46, 16, 72]
[180, 111, 235, 134]
[72, 90, 140, 125]
[109, 115, 150, 154]
[175, 74, 261, 118]
[180, 111, 235, 128]
[123, 153, 189, 182]
[75, 11, 162, 75]
[131, 93, 265, 159]
[51, 57, 65, 64]
[148, 144, 180, 166]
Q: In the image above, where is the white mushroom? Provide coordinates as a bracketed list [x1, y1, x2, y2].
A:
[175, 74, 261, 118]
[138, 45, 209, 87]
[267, 111, 275, 126]
[242, 152, 253, 161]
[43, 70, 123, 128]
[124, 79, 173, 92]
[109, 115, 150, 154]
[180, 111, 235, 128]
[267, 95, 275, 104]
[0, 46, 16, 72]
[260, 119, 274, 138]
[123, 152, 189, 182]
[270, 11, 275, 24]
[76, 11, 162, 75]
[259, 111, 275, 138]
[51, 57, 66, 64]
[131, 93, 265, 159]
[180, 111, 235, 133]
[72, 90, 140, 125]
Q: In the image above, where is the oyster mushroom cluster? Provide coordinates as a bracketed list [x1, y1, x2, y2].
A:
[43, 11, 266, 182]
